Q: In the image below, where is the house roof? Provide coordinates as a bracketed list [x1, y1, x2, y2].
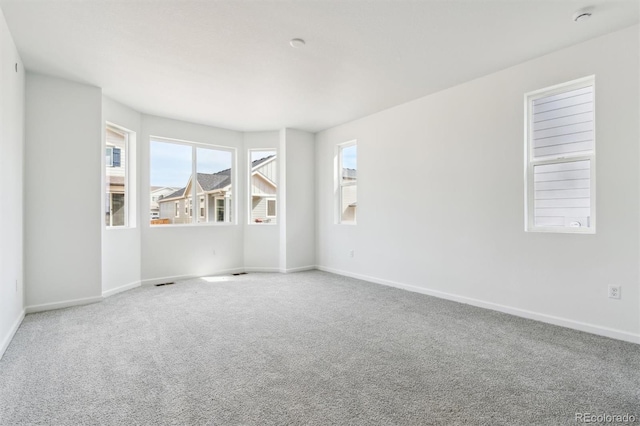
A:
[163, 169, 231, 200]
[197, 170, 231, 192]
[343, 168, 357, 179]
[161, 156, 277, 201]
[252, 155, 275, 170]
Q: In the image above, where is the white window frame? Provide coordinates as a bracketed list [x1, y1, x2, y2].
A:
[524, 76, 596, 234]
[248, 148, 278, 226]
[336, 140, 357, 225]
[175, 201, 180, 218]
[105, 123, 134, 229]
[149, 136, 236, 227]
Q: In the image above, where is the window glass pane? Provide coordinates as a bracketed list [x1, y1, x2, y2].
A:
[197, 147, 232, 223]
[531, 85, 594, 159]
[340, 185, 357, 223]
[250, 150, 277, 224]
[150, 140, 192, 225]
[105, 128, 127, 227]
[340, 144, 357, 223]
[341, 144, 357, 183]
[533, 160, 591, 228]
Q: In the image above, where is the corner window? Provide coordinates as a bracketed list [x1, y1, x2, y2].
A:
[105, 125, 131, 227]
[337, 141, 357, 224]
[525, 76, 595, 233]
[249, 150, 277, 224]
[150, 138, 234, 225]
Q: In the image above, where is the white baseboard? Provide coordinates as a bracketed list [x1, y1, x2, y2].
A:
[0, 310, 25, 360]
[280, 265, 317, 273]
[141, 267, 318, 284]
[102, 280, 141, 298]
[141, 268, 246, 287]
[243, 267, 280, 273]
[25, 296, 104, 314]
[317, 266, 640, 345]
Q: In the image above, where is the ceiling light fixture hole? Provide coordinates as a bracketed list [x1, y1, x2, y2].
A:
[289, 38, 306, 48]
[573, 10, 592, 22]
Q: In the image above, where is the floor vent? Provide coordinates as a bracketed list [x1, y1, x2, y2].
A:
[155, 282, 175, 287]
[232, 272, 248, 276]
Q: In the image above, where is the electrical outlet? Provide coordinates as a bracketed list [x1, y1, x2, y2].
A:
[349, 250, 354, 258]
[608, 285, 621, 299]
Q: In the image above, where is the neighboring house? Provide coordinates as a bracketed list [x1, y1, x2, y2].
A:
[156, 155, 279, 225]
[150, 186, 178, 219]
[250, 155, 277, 223]
[341, 168, 357, 222]
[158, 168, 232, 224]
[105, 128, 126, 226]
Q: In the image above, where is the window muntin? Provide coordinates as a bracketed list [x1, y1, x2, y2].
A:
[338, 141, 357, 224]
[249, 150, 277, 224]
[105, 126, 128, 227]
[150, 138, 234, 226]
[525, 76, 595, 233]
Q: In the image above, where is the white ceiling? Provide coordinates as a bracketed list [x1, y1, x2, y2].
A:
[1, 0, 638, 133]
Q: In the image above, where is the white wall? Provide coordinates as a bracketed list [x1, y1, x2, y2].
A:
[24, 74, 103, 310]
[102, 97, 142, 296]
[244, 131, 280, 271]
[316, 26, 640, 343]
[0, 9, 25, 358]
[282, 128, 315, 272]
[140, 115, 245, 283]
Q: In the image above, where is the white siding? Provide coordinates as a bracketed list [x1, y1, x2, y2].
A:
[257, 159, 277, 183]
[533, 160, 591, 228]
[532, 85, 594, 158]
[251, 173, 276, 196]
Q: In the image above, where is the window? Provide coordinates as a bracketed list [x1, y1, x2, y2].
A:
[337, 141, 357, 224]
[216, 198, 225, 222]
[249, 149, 277, 224]
[525, 76, 595, 233]
[266, 199, 276, 217]
[150, 138, 234, 225]
[105, 125, 130, 227]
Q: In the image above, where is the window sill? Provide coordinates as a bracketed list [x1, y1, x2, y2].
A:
[526, 227, 595, 235]
[149, 222, 237, 228]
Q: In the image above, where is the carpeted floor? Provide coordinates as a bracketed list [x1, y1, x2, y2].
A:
[0, 271, 638, 425]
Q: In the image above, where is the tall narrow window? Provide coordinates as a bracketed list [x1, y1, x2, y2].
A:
[249, 150, 277, 224]
[150, 138, 234, 225]
[338, 141, 357, 224]
[525, 76, 595, 233]
[105, 125, 129, 227]
[197, 147, 232, 223]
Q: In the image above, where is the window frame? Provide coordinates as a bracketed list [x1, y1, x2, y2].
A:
[105, 123, 132, 229]
[149, 136, 236, 227]
[336, 140, 357, 225]
[524, 75, 596, 234]
[248, 148, 278, 226]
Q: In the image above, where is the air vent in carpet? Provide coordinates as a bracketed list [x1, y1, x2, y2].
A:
[155, 282, 175, 287]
